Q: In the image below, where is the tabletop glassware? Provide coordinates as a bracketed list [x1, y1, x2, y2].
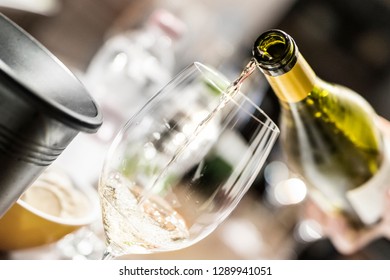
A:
[98, 62, 279, 259]
[0, 166, 100, 254]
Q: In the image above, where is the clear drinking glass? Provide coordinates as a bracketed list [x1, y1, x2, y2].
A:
[98, 62, 279, 259]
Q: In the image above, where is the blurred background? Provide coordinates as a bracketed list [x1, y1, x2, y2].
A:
[1, 0, 390, 260]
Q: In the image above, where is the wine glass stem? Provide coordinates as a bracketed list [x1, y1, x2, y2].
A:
[102, 249, 116, 260]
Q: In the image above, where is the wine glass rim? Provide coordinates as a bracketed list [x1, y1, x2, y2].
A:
[101, 62, 280, 177]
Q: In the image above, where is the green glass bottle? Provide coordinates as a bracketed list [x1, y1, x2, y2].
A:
[252, 29, 388, 228]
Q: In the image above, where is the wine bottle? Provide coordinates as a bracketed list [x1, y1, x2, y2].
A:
[252, 29, 389, 228]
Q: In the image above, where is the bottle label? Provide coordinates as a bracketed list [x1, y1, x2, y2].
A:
[346, 139, 390, 225]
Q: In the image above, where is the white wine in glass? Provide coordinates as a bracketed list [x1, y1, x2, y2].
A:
[98, 62, 279, 259]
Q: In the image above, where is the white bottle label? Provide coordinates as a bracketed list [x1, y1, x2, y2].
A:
[346, 139, 390, 225]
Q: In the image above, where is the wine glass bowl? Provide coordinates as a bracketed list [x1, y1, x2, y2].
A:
[98, 62, 279, 259]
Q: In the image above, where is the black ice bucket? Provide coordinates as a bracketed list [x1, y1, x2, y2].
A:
[0, 14, 103, 217]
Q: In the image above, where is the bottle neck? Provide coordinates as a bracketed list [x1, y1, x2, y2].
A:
[265, 53, 316, 103]
[252, 29, 317, 103]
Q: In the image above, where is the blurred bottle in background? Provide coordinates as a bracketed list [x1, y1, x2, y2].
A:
[84, 9, 186, 143]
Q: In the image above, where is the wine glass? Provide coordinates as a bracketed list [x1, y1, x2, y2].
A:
[98, 62, 279, 259]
